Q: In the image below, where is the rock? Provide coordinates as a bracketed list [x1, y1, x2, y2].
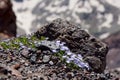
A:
[49, 61, 54, 65]
[20, 48, 29, 58]
[0, 66, 8, 75]
[30, 53, 37, 64]
[0, 0, 17, 40]
[35, 18, 108, 73]
[103, 31, 120, 69]
[84, 56, 102, 72]
[42, 55, 50, 63]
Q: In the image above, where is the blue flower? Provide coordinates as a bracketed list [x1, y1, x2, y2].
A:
[52, 49, 57, 53]
[62, 55, 67, 58]
[66, 60, 70, 63]
[77, 54, 83, 61]
[60, 46, 69, 51]
[71, 54, 76, 58]
[56, 41, 61, 46]
[66, 51, 72, 55]
[21, 45, 27, 49]
[51, 40, 90, 70]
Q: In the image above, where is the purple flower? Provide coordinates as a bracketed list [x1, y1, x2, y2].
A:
[68, 57, 74, 61]
[19, 43, 24, 46]
[56, 41, 61, 45]
[51, 40, 90, 70]
[66, 59, 70, 63]
[45, 37, 49, 40]
[34, 41, 38, 44]
[52, 49, 57, 53]
[60, 46, 69, 51]
[78, 62, 86, 68]
[66, 51, 72, 55]
[62, 55, 67, 58]
[28, 48, 32, 50]
[21, 45, 27, 49]
[77, 54, 83, 60]
[71, 54, 76, 58]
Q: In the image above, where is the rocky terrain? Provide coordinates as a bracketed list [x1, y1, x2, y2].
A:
[0, 19, 119, 80]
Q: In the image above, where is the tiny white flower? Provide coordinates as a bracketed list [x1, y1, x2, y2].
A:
[84, 63, 89, 69]
[45, 37, 49, 40]
[16, 35, 20, 37]
[66, 51, 72, 55]
[78, 62, 88, 69]
[19, 43, 24, 46]
[28, 48, 32, 50]
[66, 60, 70, 63]
[34, 41, 38, 44]
[77, 54, 83, 60]
[38, 42, 41, 45]
[71, 54, 76, 58]
[60, 46, 69, 51]
[62, 55, 67, 58]
[21, 46, 26, 49]
[56, 41, 60, 45]
[52, 49, 57, 53]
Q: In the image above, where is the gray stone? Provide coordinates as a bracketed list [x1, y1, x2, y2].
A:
[49, 61, 54, 65]
[42, 55, 50, 63]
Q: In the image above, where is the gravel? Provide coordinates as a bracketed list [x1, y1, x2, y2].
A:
[0, 39, 119, 80]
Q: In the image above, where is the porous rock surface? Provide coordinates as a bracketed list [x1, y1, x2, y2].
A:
[35, 18, 108, 73]
[0, 0, 17, 40]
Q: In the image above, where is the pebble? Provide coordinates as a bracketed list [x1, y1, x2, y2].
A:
[42, 55, 50, 63]
[30, 54, 37, 64]
[21, 49, 29, 58]
[49, 61, 54, 65]
[66, 72, 74, 79]
[24, 63, 29, 67]
[20, 60, 25, 63]
[0, 38, 119, 79]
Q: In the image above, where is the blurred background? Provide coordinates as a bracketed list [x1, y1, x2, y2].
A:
[12, 0, 120, 39]
[2, 0, 120, 71]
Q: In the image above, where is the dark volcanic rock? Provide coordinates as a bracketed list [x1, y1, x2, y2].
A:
[0, 0, 17, 40]
[35, 18, 108, 73]
[103, 31, 120, 69]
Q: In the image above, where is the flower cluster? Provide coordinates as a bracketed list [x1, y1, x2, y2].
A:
[1, 36, 89, 70]
[52, 40, 90, 70]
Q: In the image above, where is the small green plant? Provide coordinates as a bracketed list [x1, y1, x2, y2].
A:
[52, 41, 89, 70]
[0, 42, 9, 49]
[0, 35, 46, 50]
[66, 62, 80, 70]
[53, 50, 81, 70]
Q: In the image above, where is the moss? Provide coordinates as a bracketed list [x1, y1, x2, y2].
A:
[0, 42, 10, 50]
[0, 35, 46, 50]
